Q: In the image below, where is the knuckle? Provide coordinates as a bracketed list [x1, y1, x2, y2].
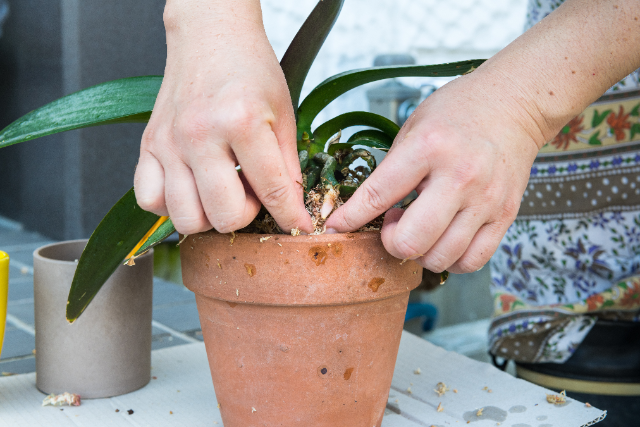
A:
[455, 251, 490, 273]
[141, 127, 156, 148]
[215, 97, 272, 134]
[177, 114, 212, 144]
[358, 181, 388, 214]
[171, 215, 209, 235]
[501, 196, 521, 222]
[451, 159, 484, 190]
[259, 182, 291, 208]
[422, 249, 450, 273]
[208, 211, 247, 234]
[163, 7, 178, 28]
[391, 230, 425, 260]
[136, 195, 165, 213]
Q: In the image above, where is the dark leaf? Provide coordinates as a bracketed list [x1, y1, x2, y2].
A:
[312, 111, 399, 152]
[66, 188, 159, 322]
[296, 59, 485, 135]
[280, 0, 344, 111]
[0, 76, 161, 148]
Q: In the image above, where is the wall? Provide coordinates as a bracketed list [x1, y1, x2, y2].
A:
[262, 0, 528, 126]
[0, 1, 166, 239]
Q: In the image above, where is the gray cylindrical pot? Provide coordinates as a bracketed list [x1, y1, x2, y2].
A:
[34, 240, 153, 398]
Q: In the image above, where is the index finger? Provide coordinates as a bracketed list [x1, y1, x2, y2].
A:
[324, 136, 429, 233]
[233, 123, 313, 234]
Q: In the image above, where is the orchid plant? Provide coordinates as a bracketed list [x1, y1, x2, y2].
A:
[0, 0, 482, 322]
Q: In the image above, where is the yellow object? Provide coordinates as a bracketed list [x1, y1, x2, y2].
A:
[517, 365, 640, 396]
[124, 215, 169, 264]
[0, 251, 9, 358]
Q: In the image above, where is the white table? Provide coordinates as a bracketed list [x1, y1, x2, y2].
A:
[0, 332, 605, 426]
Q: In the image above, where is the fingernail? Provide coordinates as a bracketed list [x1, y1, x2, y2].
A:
[325, 227, 338, 234]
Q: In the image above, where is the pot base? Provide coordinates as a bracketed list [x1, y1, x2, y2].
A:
[197, 292, 409, 427]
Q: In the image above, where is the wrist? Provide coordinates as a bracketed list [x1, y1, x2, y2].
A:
[164, 0, 264, 37]
[463, 67, 550, 152]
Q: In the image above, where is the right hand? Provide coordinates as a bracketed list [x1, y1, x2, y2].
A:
[134, 0, 312, 235]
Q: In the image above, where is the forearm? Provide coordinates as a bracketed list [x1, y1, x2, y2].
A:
[471, 0, 640, 148]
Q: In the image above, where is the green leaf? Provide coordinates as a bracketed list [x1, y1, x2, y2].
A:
[601, 300, 615, 308]
[311, 111, 399, 153]
[296, 59, 485, 136]
[347, 129, 394, 146]
[630, 123, 640, 140]
[631, 104, 640, 117]
[66, 188, 159, 322]
[0, 76, 162, 148]
[588, 130, 602, 145]
[591, 109, 612, 128]
[328, 129, 393, 155]
[280, 0, 344, 111]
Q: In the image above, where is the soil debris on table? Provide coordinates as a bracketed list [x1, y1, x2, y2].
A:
[414, 367, 421, 375]
[476, 408, 483, 416]
[546, 390, 567, 405]
[437, 402, 444, 412]
[127, 409, 134, 415]
[42, 392, 81, 407]
[435, 382, 449, 397]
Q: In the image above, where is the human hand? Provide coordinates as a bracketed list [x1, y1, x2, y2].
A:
[325, 70, 546, 273]
[134, 0, 312, 235]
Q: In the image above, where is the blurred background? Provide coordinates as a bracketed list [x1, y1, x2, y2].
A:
[0, 0, 528, 366]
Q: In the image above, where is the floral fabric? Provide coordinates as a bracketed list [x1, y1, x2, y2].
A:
[489, 0, 640, 363]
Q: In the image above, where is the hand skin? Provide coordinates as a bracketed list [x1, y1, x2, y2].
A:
[325, 0, 640, 274]
[134, 0, 313, 235]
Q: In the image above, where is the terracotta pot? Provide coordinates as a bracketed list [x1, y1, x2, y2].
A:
[180, 231, 422, 427]
[34, 240, 153, 398]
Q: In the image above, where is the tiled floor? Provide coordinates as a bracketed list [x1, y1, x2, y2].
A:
[0, 218, 203, 375]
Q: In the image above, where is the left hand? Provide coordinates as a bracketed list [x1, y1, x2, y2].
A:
[324, 69, 543, 274]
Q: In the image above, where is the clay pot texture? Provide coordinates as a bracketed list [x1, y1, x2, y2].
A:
[34, 240, 153, 398]
[180, 231, 422, 427]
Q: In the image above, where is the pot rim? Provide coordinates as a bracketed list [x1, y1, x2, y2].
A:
[34, 239, 153, 265]
[180, 229, 422, 307]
